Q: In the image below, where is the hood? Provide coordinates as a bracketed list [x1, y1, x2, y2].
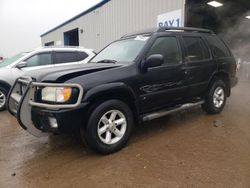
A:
[23, 63, 122, 82]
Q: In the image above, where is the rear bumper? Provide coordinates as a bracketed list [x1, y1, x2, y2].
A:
[230, 77, 238, 88]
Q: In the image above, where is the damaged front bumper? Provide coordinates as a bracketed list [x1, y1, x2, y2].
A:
[7, 76, 84, 137]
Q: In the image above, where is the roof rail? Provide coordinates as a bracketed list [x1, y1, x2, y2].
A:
[40, 46, 86, 49]
[157, 27, 214, 34]
[121, 28, 157, 38]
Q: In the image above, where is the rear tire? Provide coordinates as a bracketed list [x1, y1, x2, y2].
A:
[202, 80, 227, 114]
[83, 100, 134, 154]
[0, 87, 7, 111]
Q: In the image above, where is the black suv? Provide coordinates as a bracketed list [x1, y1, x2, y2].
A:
[8, 27, 237, 154]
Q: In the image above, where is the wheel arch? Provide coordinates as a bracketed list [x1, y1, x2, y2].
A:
[0, 80, 11, 92]
[208, 71, 230, 97]
[82, 83, 139, 126]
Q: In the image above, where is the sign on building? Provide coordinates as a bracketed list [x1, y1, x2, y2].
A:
[157, 9, 183, 27]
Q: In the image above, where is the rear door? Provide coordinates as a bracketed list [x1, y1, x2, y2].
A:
[180, 34, 216, 97]
[204, 35, 236, 78]
[53, 51, 88, 66]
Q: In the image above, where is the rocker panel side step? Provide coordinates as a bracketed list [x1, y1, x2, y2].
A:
[142, 101, 204, 121]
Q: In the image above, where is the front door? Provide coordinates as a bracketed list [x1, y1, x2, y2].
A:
[138, 35, 188, 113]
[21, 52, 54, 71]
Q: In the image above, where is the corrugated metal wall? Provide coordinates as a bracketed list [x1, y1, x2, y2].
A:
[41, 0, 185, 51]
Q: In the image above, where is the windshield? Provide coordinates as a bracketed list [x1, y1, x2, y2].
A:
[91, 36, 150, 63]
[0, 52, 28, 68]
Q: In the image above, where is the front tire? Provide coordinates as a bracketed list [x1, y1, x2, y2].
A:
[83, 100, 134, 154]
[0, 87, 7, 111]
[202, 80, 227, 114]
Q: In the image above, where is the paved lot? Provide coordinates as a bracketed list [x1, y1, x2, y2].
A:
[0, 82, 250, 188]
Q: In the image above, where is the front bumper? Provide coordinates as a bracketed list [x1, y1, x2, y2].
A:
[8, 77, 85, 137]
[31, 103, 89, 133]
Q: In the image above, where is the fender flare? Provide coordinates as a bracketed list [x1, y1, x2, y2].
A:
[83, 82, 139, 122]
[208, 70, 230, 96]
[209, 70, 229, 82]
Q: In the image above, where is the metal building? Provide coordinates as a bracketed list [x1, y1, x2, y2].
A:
[41, 0, 185, 51]
[41, 0, 250, 55]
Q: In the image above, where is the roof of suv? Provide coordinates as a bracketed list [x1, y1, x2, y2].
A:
[28, 47, 96, 56]
[121, 27, 215, 39]
[33, 46, 94, 52]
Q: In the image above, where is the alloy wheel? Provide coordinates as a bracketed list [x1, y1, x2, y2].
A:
[97, 110, 127, 145]
[0, 90, 6, 109]
[213, 86, 225, 108]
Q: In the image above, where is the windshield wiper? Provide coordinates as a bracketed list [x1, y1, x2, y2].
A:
[96, 59, 117, 64]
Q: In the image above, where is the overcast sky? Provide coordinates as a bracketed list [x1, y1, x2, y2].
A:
[0, 0, 101, 58]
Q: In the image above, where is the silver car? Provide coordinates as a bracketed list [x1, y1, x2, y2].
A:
[0, 47, 95, 111]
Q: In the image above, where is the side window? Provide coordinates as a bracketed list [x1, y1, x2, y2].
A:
[55, 52, 79, 64]
[205, 36, 231, 58]
[25, 53, 52, 67]
[147, 37, 181, 65]
[183, 37, 210, 62]
[78, 52, 89, 61]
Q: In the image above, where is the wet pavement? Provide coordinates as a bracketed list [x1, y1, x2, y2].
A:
[1, 82, 250, 187]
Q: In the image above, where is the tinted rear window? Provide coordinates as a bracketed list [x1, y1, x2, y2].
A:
[205, 36, 231, 58]
[78, 52, 88, 61]
[183, 37, 210, 62]
[55, 52, 79, 64]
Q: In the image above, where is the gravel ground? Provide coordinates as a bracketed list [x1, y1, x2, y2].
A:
[0, 82, 250, 188]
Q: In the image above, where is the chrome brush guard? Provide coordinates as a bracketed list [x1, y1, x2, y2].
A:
[8, 76, 83, 137]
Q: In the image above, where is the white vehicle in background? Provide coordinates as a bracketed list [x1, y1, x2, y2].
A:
[0, 47, 95, 111]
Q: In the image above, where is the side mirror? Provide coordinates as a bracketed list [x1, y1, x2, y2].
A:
[16, 61, 27, 69]
[141, 54, 164, 71]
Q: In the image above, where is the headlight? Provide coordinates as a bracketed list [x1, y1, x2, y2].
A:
[41, 87, 72, 102]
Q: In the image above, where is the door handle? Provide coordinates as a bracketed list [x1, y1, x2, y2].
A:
[180, 66, 188, 74]
[180, 69, 188, 75]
